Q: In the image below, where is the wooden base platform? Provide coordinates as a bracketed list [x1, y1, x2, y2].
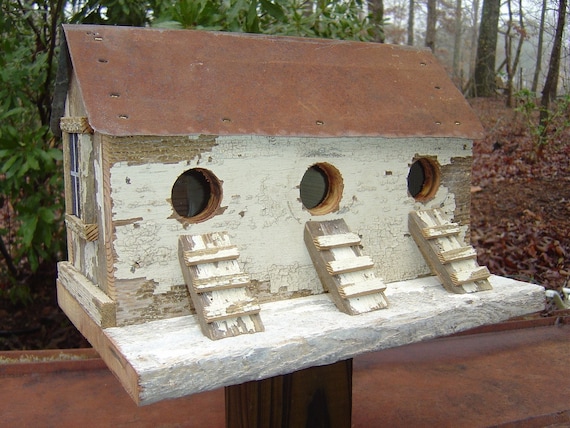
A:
[57, 274, 544, 405]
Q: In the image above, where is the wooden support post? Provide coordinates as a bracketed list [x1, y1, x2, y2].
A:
[225, 359, 353, 428]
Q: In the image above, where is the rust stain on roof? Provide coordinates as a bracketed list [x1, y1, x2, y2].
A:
[62, 24, 484, 139]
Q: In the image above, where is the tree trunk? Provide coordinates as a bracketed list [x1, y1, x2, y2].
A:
[369, 0, 386, 43]
[504, 0, 525, 107]
[540, 0, 567, 125]
[452, 0, 463, 82]
[531, 0, 547, 93]
[510, 0, 525, 100]
[473, 0, 501, 97]
[468, 0, 480, 85]
[504, 0, 513, 104]
[407, 0, 415, 45]
[426, 0, 437, 52]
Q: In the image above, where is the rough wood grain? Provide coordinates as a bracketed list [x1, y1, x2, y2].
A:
[56, 280, 141, 404]
[60, 116, 93, 134]
[226, 359, 352, 428]
[304, 220, 388, 315]
[313, 233, 361, 250]
[100, 136, 116, 299]
[65, 214, 98, 242]
[409, 209, 492, 293]
[178, 232, 264, 340]
[57, 262, 116, 328]
[74, 274, 544, 405]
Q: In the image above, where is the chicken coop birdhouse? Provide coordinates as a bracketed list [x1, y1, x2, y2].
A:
[53, 24, 544, 405]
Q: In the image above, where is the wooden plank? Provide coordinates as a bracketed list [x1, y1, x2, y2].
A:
[338, 279, 387, 299]
[178, 233, 264, 340]
[313, 233, 361, 250]
[57, 261, 116, 328]
[409, 210, 493, 294]
[327, 256, 374, 275]
[208, 314, 265, 340]
[181, 247, 240, 266]
[422, 224, 461, 239]
[346, 293, 389, 313]
[179, 232, 233, 251]
[56, 279, 141, 405]
[192, 273, 251, 292]
[100, 275, 542, 405]
[304, 220, 388, 315]
[60, 116, 93, 134]
[450, 266, 491, 286]
[226, 359, 352, 428]
[200, 291, 260, 322]
[100, 135, 117, 299]
[179, 233, 240, 265]
[437, 246, 478, 264]
[65, 214, 99, 242]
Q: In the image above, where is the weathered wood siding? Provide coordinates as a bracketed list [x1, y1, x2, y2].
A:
[62, 76, 108, 296]
[105, 135, 472, 324]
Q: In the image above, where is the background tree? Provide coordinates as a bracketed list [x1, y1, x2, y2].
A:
[425, 0, 437, 51]
[501, 0, 526, 106]
[369, 0, 386, 42]
[473, 0, 500, 96]
[531, 0, 547, 93]
[539, 0, 567, 126]
[468, 0, 480, 86]
[452, 0, 463, 81]
[407, 0, 414, 45]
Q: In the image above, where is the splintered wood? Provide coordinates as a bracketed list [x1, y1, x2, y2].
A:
[304, 219, 388, 315]
[409, 208, 492, 293]
[178, 232, 264, 340]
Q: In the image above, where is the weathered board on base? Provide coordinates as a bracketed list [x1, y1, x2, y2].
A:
[304, 219, 388, 315]
[57, 273, 544, 405]
[178, 232, 264, 340]
[409, 209, 492, 293]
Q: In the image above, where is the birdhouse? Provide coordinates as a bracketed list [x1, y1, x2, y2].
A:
[54, 25, 544, 405]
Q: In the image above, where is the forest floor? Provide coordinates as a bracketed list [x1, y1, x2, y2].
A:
[0, 97, 569, 350]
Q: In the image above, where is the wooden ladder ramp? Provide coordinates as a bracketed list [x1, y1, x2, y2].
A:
[408, 208, 492, 294]
[304, 219, 388, 315]
[178, 232, 264, 340]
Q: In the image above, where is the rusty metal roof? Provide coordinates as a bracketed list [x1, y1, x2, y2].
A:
[62, 24, 484, 139]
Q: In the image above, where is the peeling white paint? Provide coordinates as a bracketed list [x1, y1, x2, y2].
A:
[109, 136, 470, 297]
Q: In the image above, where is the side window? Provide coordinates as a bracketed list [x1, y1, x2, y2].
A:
[69, 133, 81, 217]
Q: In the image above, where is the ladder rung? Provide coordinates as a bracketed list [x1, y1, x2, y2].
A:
[182, 246, 239, 266]
[422, 224, 460, 239]
[192, 273, 251, 292]
[327, 256, 374, 275]
[450, 266, 491, 286]
[203, 299, 260, 323]
[338, 278, 386, 298]
[437, 246, 477, 264]
[313, 233, 361, 250]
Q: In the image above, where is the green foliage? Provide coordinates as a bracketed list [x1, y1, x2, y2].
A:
[67, 0, 155, 26]
[515, 89, 570, 159]
[153, 0, 377, 41]
[0, 1, 65, 299]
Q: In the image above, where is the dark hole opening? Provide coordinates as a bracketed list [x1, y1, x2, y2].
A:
[300, 165, 329, 210]
[407, 161, 425, 198]
[172, 169, 211, 218]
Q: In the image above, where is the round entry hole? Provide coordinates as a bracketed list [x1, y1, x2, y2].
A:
[300, 163, 343, 215]
[407, 158, 440, 202]
[171, 168, 222, 223]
